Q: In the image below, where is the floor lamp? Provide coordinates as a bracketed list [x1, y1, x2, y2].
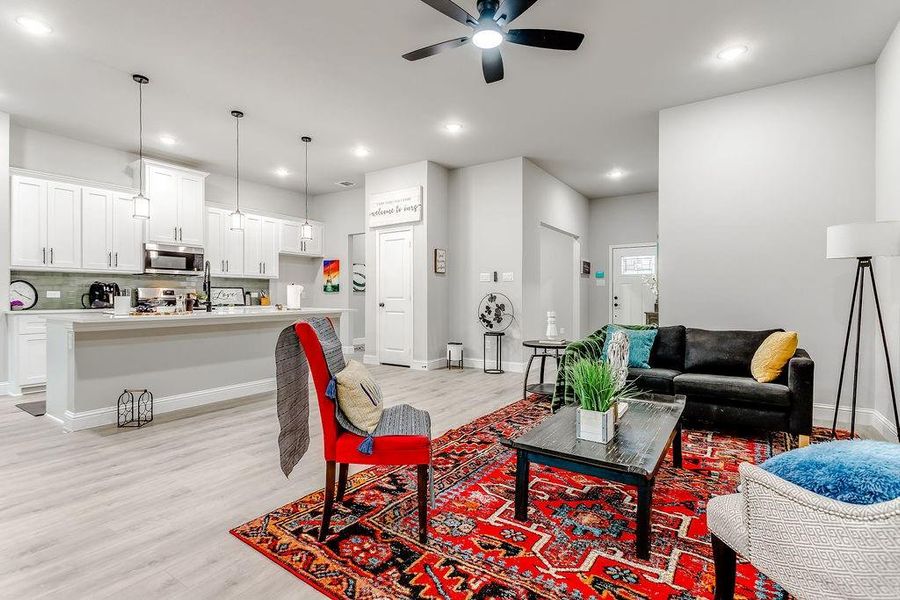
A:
[826, 222, 900, 442]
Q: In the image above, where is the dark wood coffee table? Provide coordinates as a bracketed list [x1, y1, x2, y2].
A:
[501, 393, 686, 559]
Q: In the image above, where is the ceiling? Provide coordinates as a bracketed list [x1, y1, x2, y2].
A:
[1, 1, 898, 199]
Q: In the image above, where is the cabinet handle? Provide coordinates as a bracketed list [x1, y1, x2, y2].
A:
[42, 247, 46, 264]
[221, 260, 225, 271]
[263, 262, 266, 274]
[226, 259, 229, 272]
[175, 226, 178, 240]
[50, 248, 54, 264]
[115, 252, 118, 267]
[108, 252, 112, 267]
[179, 227, 183, 240]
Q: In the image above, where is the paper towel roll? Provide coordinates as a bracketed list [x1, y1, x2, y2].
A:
[286, 284, 304, 309]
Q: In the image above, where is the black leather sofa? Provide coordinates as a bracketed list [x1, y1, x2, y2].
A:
[627, 326, 814, 436]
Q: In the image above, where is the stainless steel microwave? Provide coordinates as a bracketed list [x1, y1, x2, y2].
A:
[143, 243, 205, 276]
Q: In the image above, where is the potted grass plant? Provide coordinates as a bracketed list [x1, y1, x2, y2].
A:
[572, 358, 638, 444]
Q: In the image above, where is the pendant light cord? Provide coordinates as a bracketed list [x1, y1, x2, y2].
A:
[304, 139, 310, 224]
[138, 80, 144, 194]
[235, 115, 240, 212]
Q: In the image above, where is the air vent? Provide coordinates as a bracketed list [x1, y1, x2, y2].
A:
[335, 180, 357, 188]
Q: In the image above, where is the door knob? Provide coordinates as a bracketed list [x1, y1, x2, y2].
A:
[379, 302, 385, 307]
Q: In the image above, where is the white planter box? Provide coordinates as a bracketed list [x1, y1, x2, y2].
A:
[576, 406, 616, 444]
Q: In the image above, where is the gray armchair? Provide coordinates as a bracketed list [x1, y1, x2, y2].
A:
[707, 462, 900, 600]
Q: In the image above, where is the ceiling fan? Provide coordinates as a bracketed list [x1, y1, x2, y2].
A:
[403, 0, 585, 84]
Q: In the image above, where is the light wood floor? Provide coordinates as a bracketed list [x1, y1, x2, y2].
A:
[0, 362, 528, 599]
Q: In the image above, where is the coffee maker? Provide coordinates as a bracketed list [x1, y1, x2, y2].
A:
[82, 281, 120, 309]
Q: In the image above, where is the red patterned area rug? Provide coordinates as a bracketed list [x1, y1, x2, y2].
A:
[231, 398, 841, 599]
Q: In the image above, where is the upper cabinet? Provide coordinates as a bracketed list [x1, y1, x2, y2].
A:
[244, 214, 280, 278]
[279, 219, 324, 257]
[206, 208, 278, 279]
[81, 187, 143, 272]
[140, 160, 208, 246]
[205, 208, 245, 277]
[11, 175, 82, 269]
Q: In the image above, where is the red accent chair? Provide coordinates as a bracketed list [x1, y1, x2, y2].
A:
[294, 321, 432, 543]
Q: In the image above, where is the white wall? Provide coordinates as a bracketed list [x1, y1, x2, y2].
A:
[873, 20, 900, 438]
[588, 192, 659, 330]
[0, 112, 10, 387]
[426, 162, 450, 363]
[540, 225, 577, 338]
[659, 66, 876, 427]
[349, 233, 366, 345]
[523, 159, 591, 350]
[448, 158, 524, 369]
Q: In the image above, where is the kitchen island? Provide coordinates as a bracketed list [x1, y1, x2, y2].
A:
[45, 307, 348, 431]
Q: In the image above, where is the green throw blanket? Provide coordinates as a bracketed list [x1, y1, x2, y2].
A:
[551, 324, 656, 410]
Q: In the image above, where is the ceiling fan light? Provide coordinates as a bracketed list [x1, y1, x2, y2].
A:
[473, 28, 503, 49]
[299, 221, 313, 242]
[132, 192, 150, 220]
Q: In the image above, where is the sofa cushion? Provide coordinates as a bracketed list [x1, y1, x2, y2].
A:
[684, 328, 782, 376]
[602, 325, 657, 368]
[649, 325, 686, 371]
[751, 331, 798, 383]
[628, 367, 680, 394]
[674, 373, 791, 408]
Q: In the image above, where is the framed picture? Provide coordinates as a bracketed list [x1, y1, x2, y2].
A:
[582, 261, 591, 275]
[352, 263, 366, 292]
[323, 259, 340, 293]
[210, 287, 245, 306]
[434, 248, 447, 274]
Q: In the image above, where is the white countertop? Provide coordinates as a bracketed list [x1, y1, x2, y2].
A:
[6, 309, 88, 316]
[44, 306, 350, 331]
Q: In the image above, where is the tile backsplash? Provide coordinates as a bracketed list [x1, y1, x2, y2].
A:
[11, 270, 270, 310]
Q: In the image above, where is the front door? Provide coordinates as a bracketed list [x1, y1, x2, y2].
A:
[611, 244, 657, 325]
[377, 228, 413, 367]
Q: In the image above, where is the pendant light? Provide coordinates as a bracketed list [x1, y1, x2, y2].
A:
[131, 74, 151, 219]
[229, 110, 245, 231]
[300, 135, 313, 241]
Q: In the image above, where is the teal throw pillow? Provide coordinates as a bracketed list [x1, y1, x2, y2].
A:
[601, 325, 657, 369]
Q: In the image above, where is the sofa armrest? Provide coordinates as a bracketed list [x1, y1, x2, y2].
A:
[786, 348, 813, 436]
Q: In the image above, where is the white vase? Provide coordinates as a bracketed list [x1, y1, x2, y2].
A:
[576, 405, 617, 444]
[545, 311, 559, 340]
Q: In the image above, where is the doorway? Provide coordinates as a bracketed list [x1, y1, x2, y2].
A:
[376, 228, 413, 367]
[539, 224, 580, 341]
[609, 243, 658, 325]
[348, 233, 366, 349]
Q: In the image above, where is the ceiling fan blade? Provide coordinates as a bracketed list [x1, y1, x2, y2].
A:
[482, 48, 504, 84]
[505, 28, 585, 51]
[494, 0, 540, 26]
[417, 0, 478, 27]
[403, 37, 470, 61]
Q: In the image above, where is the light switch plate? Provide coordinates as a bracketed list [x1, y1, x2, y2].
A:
[479, 272, 491, 282]
[46, 290, 61, 298]
[502, 272, 514, 282]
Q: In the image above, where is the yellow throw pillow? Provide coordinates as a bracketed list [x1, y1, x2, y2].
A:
[751, 332, 799, 383]
[335, 360, 384, 433]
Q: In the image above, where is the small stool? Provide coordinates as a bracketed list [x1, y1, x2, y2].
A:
[483, 332, 505, 374]
[447, 342, 464, 370]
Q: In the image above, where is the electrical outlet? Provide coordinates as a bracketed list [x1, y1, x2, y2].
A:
[479, 272, 491, 282]
[502, 272, 514, 282]
[46, 290, 61, 298]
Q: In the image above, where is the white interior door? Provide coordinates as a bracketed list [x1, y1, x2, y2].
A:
[377, 228, 412, 367]
[611, 244, 657, 325]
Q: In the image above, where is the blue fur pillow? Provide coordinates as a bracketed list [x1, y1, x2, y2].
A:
[760, 440, 900, 505]
[601, 325, 658, 369]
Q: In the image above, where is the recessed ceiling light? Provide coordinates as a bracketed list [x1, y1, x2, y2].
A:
[444, 122, 463, 133]
[353, 146, 371, 158]
[274, 167, 290, 177]
[335, 181, 357, 188]
[159, 134, 177, 146]
[606, 168, 627, 180]
[716, 44, 749, 62]
[16, 16, 52, 36]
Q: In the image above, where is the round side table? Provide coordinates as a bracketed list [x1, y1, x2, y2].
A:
[522, 340, 569, 401]
[483, 332, 505, 374]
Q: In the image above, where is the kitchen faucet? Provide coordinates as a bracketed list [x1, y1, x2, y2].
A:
[203, 260, 212, 312]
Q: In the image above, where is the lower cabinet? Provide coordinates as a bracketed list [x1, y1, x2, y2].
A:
[8, 314, 49, 394]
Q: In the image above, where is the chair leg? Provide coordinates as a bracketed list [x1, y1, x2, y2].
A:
[711, 534, 736, 600]
[417, 464, 428, 544]
[336, 463, 349, 502]
[318, 461, 336, 542]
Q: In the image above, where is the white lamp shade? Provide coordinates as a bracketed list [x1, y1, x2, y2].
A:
[826, 222, 900, 259]
[229, 209, 244, 231]
[299, 221, 313, 241]
[132, 193, 150, 220]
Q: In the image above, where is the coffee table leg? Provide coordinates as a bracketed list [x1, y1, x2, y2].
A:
[636, 479, 653, 559]
[514, 450, 529, 521]
[673, 421, 683, 469]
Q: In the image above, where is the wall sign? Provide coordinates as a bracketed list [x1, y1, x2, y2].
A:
[368, 186, 422, 228]
[210, 287, 245, 306]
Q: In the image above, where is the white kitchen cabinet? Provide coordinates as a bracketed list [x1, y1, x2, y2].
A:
[261, 217, 279, 278]
[243, 215, 280, 278]
[279, 218, 324, 257]
[205, 208, 244, 277]
[81, 188, 144, 273]
[7, 314, 50, 394]
[11, 175, 82, 269]
[140, 160, 208, 245]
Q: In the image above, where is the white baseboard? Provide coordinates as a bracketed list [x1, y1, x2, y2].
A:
[410, 358, 449, 371]
[0, 381, 9, 397]
[352, 337, 366, 347]
[813, 402, 898, 439]
[462, 357, 526, 374]
[61, 378, 276, 431]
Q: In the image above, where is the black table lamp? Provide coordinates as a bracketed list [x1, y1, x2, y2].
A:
[826, 222, 900, 441]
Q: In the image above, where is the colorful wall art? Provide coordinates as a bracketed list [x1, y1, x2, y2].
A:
[323, 259, 340, 293]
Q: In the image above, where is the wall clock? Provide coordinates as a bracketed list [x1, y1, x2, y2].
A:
[10, 280, 38, 311]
